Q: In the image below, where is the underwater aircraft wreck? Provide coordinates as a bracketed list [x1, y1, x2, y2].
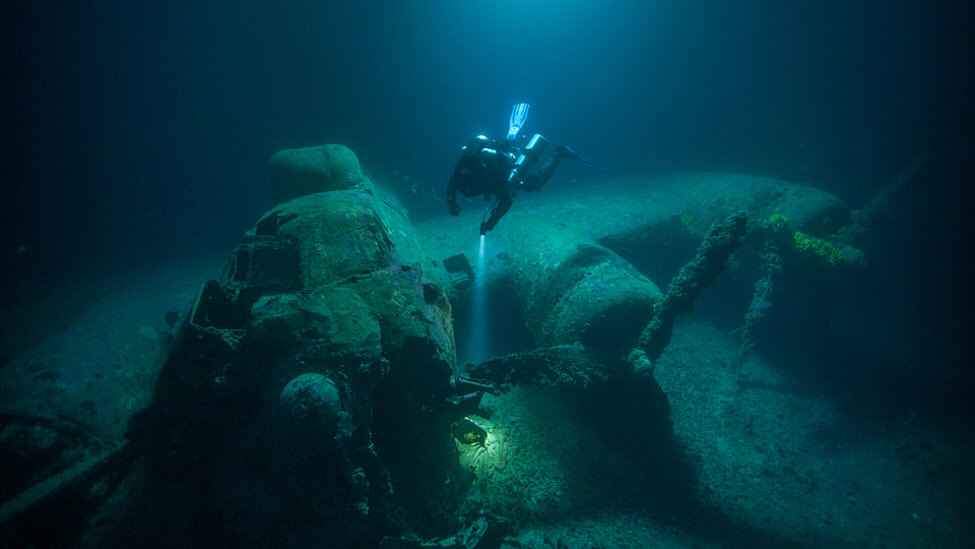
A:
[1, 144, 878, 548]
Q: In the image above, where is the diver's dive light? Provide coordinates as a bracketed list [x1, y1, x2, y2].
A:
[506, 103, 530, 143]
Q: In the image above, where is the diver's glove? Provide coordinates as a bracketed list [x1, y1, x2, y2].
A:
[479, 220, 491, 235]
[449, 202, 460, 216]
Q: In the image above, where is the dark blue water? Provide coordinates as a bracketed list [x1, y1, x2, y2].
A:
[4, 1, 971, 272]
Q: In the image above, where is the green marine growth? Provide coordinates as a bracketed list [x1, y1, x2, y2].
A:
[766, 214, 844, 267]
[793, 231, 844, 266]
[768, 213, 790, 232]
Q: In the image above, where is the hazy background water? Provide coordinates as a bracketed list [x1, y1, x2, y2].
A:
[3, 1, 973, 413]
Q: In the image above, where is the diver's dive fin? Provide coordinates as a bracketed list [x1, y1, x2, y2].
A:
[571, 154, 604, 171]
[507, 103, 530, 143]
[560, 146, 605, 171]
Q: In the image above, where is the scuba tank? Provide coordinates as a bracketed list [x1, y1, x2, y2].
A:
[508, 133, 549, 187]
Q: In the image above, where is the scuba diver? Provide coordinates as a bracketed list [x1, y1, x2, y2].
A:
[446, 103, 602, 235]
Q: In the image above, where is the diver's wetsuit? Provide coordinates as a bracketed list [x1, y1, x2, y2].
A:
[446, 137, 570, 233]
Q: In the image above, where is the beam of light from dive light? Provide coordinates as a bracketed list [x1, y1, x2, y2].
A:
[467, 234, 488, 364]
